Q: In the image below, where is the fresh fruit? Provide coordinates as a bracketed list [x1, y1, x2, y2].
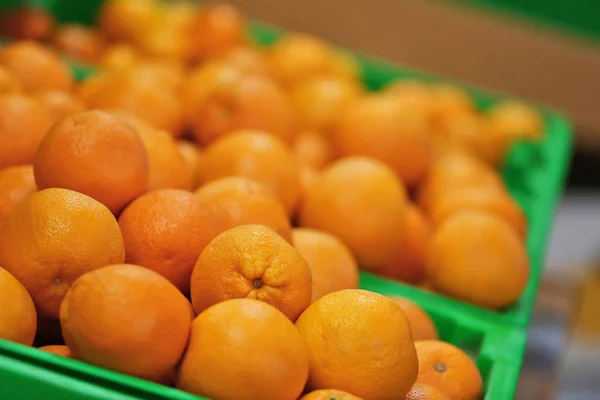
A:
[0, 6, 54, 40]
[33, 90, 86, 124]
[0, 165, 37, 224]
[190, 224, 311, 321]
[296, 289, 418, 399]
[177, 299, 309, 400]
[426, 210, 529, 308]
[300, 389, 364, 400]
[429, 84, 474, 126]
[293, 130, 333, 170]
[414, 340, 482, 400]
[194, 177, 293, 243]
[99, 43, 138, 71]
[52, 24, 105, 63]
[189, 3, 247, 61]
[98, 0, 159, 42]
[119, 189, 215, 294]
[213, 45, 271, 76]
[488, 100, 543, 141]
[199, 131, 301, 215]
[0, 66, 22, 93]
[405, 383, 451, 400]
[0, 188, 125, 318]
[291, 75, 361, 133]
[39, 345, 73, 358]
[292, 228, 359, 302]
[300, 157, 407, 271]
[177, 140, 203, 190]
[381, 204, 431, 284]
[0, 93, 53, 169]
[332, 94, 432, 186]
[60, 263, 193, 382]
[0, 266, 37, 346]
[389, 297, 438, 341]
[33, 110, 149, 214]
[183, 63, 296, 145]
[429, 187, 527, 239]
[0, 41, 73, 92]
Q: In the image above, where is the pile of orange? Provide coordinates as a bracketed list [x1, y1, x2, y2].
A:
[0, 0, 542, 398]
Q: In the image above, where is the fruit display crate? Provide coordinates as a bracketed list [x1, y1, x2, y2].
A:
[0, 0, 571, 399]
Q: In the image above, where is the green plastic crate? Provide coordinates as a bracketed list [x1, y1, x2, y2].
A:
[0, 1, 571, 399]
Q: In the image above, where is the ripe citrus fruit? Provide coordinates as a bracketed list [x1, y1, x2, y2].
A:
[380, 203, 431, 284]
[33, 110, 149, 214]
[291, 75, 361, 134]
[177, 140, 203, 190]
[52, 24, 105, 63]
[0, 6, 54, 41]
[194, 177, 292, 243]
[292, 228, 359, 302]
[213, 45, 271, 76]
[299, 157, 407, 271]
[39, 345, 73, 358]
[60, 263, 193, 382]
[300, 389, 364, 400]
[293, 130, 333, 170]
[191, 224, 311, 321]
[119, 189, 216, 295]
[0, 266, 37, 346]
[414, 340, 482, 400]
[389, 297, 438, 341]
[98, 0, 159, 41]
[0, 41, 73, 92]
[488, 100, 543, 141]
[425, 210, 529, 309]
[33, 90, 86, 125]
[0, 165, 37, 224]
[199, 131, 301, 215]
[189, 3, 246, 61]
[0, 188, 125, 318]
[406, 383, 451, 400]
[0, 93, 53, 169]
[429, 187, 527, 239]
[296, 289, 418, 399]
[0, 65, 22, 93]
[177, 298, 309, 400]
[332, 94, 432, 186]
[183, 63, 295, 145]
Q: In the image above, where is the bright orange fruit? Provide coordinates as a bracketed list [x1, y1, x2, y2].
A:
[0, 266, 37, 346]
[0, 165, 37, 224]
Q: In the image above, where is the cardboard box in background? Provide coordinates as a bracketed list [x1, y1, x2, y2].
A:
[231, 0, 600, 150]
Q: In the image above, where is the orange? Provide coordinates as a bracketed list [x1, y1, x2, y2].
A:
[119, 189, 215, 295]
[0, 165, 37, 224]
[136, 20, 193, 63]
[39, 345, 73, 358]
[98, 0, 159, 41]
[0, 266, 37, 346]
[60, 263, 193, 382]
[199, 131, 301, 215]
[332, 94, 432, 186]
[0, 6, 54, 40]
[299, 157, 407, 271]
[429, 187, 527, 239]
[425, 210, 529, 309]
[380, 203, 431, 284]
[99, 44, 139, 72]
[33, 90, 86, 124]
[296, 289, 418, 399]
[189, 3, 247, 61]
[384, 80, 432, 110]
[488, 100, 543, 141]
[429, 84, 474, 126]
[292, 228, 359, 302]
[121, 115, 192, 191]
[52, 24, 105, 63]
[301, 389, 364, 400]
[389, 297, 438, 341]
[418, 149, 505, 212]
[213, 45, 271, 76]
[177, 299, 308, 400]
[84, 71, 183, 136]
[183, 62, 296, 145]
[291, 75, 361, 134]
[0, 188, 125, 318]
[194, 177, 292, 243]
[414, 340, 482, 400]
[177, 140, 203, 190]
[0, 66, 22, 93]
[190, 224, 311, 321]
[405, 383, 451, 400]
[0, 93, 53, 169]
[33, 110, 149, 214]
[293, 130, 333, 170]
[0, 41, 73, 92]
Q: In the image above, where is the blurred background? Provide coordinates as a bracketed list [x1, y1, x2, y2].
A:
[224, 0, 600, 398]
